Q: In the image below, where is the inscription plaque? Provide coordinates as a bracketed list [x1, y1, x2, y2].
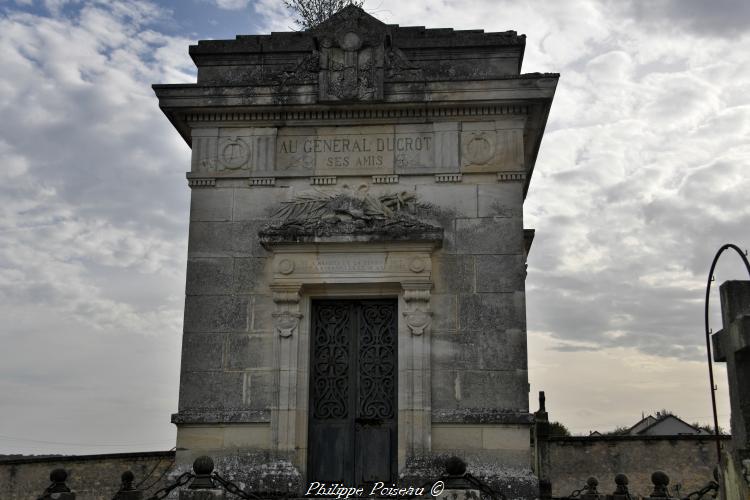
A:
[276, 125, 436, 175]
[190, 122, 524, 177]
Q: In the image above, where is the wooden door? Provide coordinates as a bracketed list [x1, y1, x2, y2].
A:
[308, 299, 397, 485]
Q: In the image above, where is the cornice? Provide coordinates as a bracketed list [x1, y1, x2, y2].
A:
[179, 103, 530, 127]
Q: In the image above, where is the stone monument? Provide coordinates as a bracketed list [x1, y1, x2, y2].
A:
[713, 281, 750, 498]
[153, 6, 558, 498]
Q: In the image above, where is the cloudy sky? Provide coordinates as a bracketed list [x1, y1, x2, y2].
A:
[1, 0, 748, 454]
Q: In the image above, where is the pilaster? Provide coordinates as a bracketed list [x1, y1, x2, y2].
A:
[270, 283, 302, 453]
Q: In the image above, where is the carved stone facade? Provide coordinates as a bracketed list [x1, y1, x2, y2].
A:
[154, 6, 557, 499]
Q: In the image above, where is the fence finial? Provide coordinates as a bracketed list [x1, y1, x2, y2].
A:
[38, 468, 74, 499]
[190, 455, 216, 489]
[120, 471, 136, 491]
[613, 473, 629, 498]
[650, 471, 670, 497]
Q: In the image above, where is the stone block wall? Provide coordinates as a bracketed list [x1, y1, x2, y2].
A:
[547, 435, 728, 496]
[177, 170, 531, 446]
[0, 451, 174, 500]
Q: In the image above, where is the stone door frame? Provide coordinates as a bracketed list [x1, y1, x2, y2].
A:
[265, 242, 436, 477]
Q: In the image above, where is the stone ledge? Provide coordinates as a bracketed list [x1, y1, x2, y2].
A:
[172, 410, 270, 424]
[549, 434, 732, 443]
[0, 450, 175, 466]
[432, 409, 533, 424]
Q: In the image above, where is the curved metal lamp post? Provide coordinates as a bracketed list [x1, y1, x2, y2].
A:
[704, 243, 750, 464]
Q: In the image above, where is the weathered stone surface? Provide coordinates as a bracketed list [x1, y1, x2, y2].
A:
[188, 222, 268, 257]
[416, 184, 478, 217]
[433, 329, 526, 371]
[188, 222, 233, 257]
[432, 424, 530, 451]
[399, 454, 538, 500]
[475, 254, 525, 292]
[460, 329, 527, 370]
[190, 188, 233, 221]
[0, 452, 175, 500]
[432, 408, 533, 424]
[233, 257, 268, 293]
[455, 217, 524, 254]
[431, 293, 458, 331]
[184, 295, 249, 333]
[187, 221, 261, 254]
[548, 436, 730, 497]
[169, 451, 303, 495]
[181, 333, 226, 371]
[431, 369, 529, 410]
[478, 183, 523, 218]
[186, 258, 233, 295]
[180, 489, 225, 500]
[242, 370, 273, 409]
[232, 187, 290, 220]
[226, 334, 273, 370]
[172, 409, 270, 424]
[250, 294, 274, 333]
[231, 221, 269, 256]
[458, 293, 524, 331]
[177, 370, 271, 413]
[178, 371, 246, 410]
[223, 423, 272, 448]
[431, 332, 459, 369]
[432, 255, 474, 294]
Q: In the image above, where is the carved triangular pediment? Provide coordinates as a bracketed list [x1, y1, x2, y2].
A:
[309, 5, 388, 43]
[310, 6, 389, 102]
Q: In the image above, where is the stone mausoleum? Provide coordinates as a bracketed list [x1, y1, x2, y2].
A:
[153, 6, 557, 498]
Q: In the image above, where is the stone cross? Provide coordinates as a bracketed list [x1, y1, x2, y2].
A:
[712, 280, 750, 496]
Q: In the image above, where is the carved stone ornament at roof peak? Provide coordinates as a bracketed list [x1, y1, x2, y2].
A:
[258, 185, 443, 246]
[311, 7, 387, 102]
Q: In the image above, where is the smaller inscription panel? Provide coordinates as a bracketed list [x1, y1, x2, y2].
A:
[272, 251, 433, 281]
[460, 121, 524, 173]
[191, 127, 277, 175]
[286, 253, 388, 276]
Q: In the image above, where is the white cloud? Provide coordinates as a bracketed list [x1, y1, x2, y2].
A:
[212, 0, 252, 10]
[0, 1, 193, 454]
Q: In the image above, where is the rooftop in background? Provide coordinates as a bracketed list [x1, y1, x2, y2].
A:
[626, 413, 712, 436]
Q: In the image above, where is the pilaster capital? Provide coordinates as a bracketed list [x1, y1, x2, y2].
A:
[270, 284, 302, 306]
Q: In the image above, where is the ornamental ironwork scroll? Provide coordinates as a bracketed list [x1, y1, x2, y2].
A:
[312, 302, 351, 420]
[358, 302, 396, 420]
